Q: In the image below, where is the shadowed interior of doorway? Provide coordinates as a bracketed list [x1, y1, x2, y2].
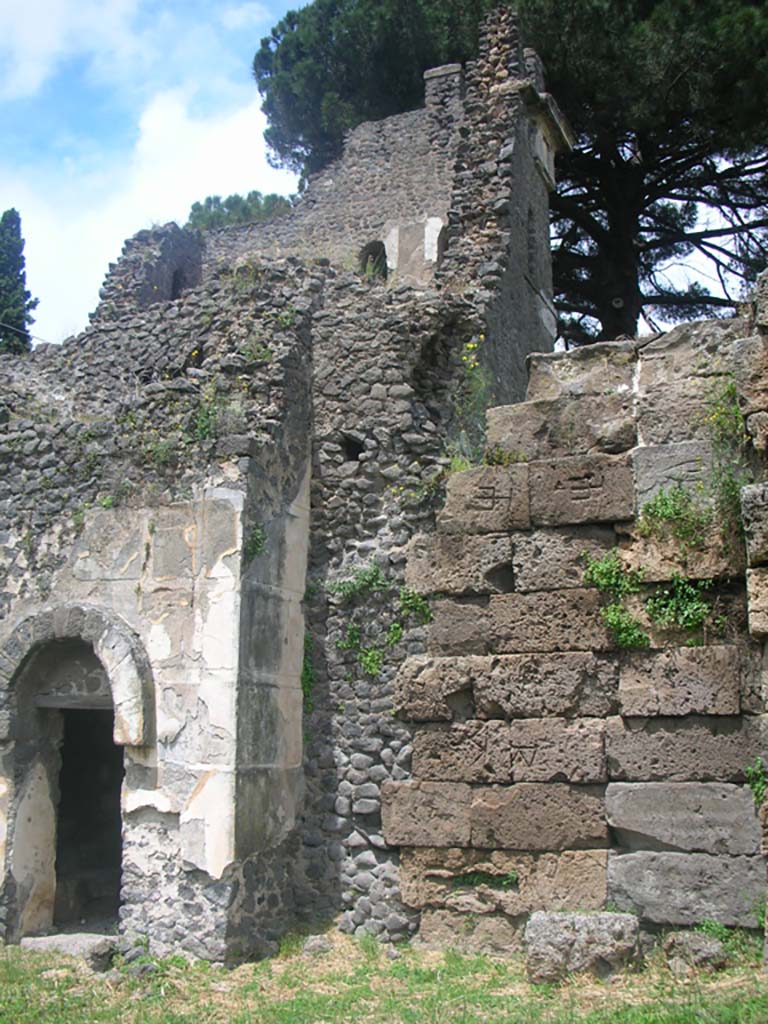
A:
[54, 709, 123, 928]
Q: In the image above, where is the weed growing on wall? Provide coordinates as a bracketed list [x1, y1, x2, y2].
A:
[328, 565, 432, 679]
[601, 603, 651, 649]
[637, 485, 713, 550]
[645, 575, 714, 634]
[704, 375, 752, 541]
[451, 870, 518, 891]
[243, 525, 267, 562]
[583, 551, 649, 647]
[301, 635, 315, 713]
[745, 756, 767, 807]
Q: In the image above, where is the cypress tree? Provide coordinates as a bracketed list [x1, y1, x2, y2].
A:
[0, 208, 38, 355]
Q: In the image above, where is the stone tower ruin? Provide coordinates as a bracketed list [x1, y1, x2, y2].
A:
[1, 6, 767, 967]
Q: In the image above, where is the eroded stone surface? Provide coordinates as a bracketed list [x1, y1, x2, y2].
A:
[470, 784, 607, 850]
[488, 590, 610, 654]
[512, 526, 615, 592]
[394, 653, 618, 722]
[529, 455, 635, 526]
[404, 533, 514, 596]
[605, 716, 768, 782]
[607, 851, 765, 926]
[524, 911, 640, 983]
[605, 782, 760, 855]
[747, 569, 768, 638]
[734, 335, 768, 415]
[526, 342, 636, 401]
[381, 780, 472, 847]
[437, 465, 530, 535]
[418, 909, 522, 953]
[400, 848, 607, 914]
[486, 394, 635, 461]
[633, 442, 714, 508]
[618, 647, 742, 717]
[743, 484, 768, 567]
[412, 719, 606, 784]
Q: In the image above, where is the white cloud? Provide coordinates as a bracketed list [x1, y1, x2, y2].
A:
[0, 0, 140, 100]
[6, 91, 297, 343]
[220, 3, 270, 31]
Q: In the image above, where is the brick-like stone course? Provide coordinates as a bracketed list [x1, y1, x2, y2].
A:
[618, 646, 743, 717]
[529, 455, 635, 526]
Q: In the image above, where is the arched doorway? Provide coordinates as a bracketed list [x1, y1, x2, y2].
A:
[11, 640, 123, 933]
[0, 607, 153, 941]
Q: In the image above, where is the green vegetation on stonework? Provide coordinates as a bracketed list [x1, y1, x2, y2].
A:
[451, 870, 518, 890]
[601, 603, 651, 649]
[704, 375, 752, 542]
[583, 550, 644, 599]
[645, 574, 713, 633]
[696, 921, 764, 963]
[744, 756, 767, 808]
[399, 587, 432, 625]
[301, 634, 315, 713]
[637, 484, 714, 550]
[243, 525, 267, 562]
[325, 563, 388, 600]
[2, 940, 768, 1024]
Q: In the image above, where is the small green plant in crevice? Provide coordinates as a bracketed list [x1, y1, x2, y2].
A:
[696, 919, 763, 964]
[704, 374, 752, 542]
[301, 635, 315, 714]
[399, 587, 432, 625]
[242, 339, 272, 363]
[96, 494, 115, 509]
[385, 621, 403, 646]
[326, 563, 388, 601]
[450, 332, 493, 465]
[451, 870, 518, 891]
[583, 550, 644, 599]
[358, 646, 383, 677]
[243, 524, 267, 562]
[637, 483, 714, 551]
[745, 756, 767, 807]
[601, 603, 650, 649]
[337, 624, 362, 651]
[645, 574, 713, 633]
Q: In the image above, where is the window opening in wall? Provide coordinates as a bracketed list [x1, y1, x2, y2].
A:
[341, 432, 365, 462]
[358, 241, 388, 280]
[54, 709, 123, 928]
[170, 268, 186, 300]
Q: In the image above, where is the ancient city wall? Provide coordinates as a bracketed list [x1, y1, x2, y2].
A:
[384, 310, 768, 951]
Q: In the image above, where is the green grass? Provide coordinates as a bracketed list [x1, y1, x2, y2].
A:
[1, 934, 767, 1024]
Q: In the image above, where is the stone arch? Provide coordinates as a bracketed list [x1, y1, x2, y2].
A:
[0, 605, 154, 747]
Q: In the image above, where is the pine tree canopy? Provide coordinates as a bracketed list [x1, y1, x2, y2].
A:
[186, 191, 293, 231]
[252, 0, 768, 341]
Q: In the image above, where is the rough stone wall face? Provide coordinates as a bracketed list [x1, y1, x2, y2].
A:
[388, 314, 768, 949]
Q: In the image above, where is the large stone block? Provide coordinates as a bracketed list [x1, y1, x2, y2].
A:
[418, 909, 523, 953]
[512, 526, 615, 592]
[526, 341, 637, 401]
[394, 653, 618, 722]
[616, 525, 741, 583]
[437, 465, 530, 535]
[633, 442, 714, 508]
[486, 394, 635, 461]
[474, 652, 618, 719]
[734, 335, 768, 415]
[404, 533, 514, 596]
[488, 590, 609, 653]
[525, 911, 640, 983]
[605, 715, 768, 782]
[605, 783, 760, 855]
[638, 318, 746, 388]
[607, 851, 765, 927]
[529, 455, 634, 526]
[747, 569, 768, 638]
[400, 848, 607, 915]
[428, 600, 490, 656]
[413, 719, 606, 784]
[637, 378, 726, 446]
[618, 646, 742, 717]
[742, 484, 768, 567]
[470, 784, 608, 850]
[380, 780, 471, 846]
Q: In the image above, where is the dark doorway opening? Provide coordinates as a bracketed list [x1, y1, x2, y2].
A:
[54, 710, 123, 928]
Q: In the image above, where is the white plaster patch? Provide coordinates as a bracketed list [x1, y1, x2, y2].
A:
[198, 579, 239, 673]
[384, 224, 400, 272]
[180, 770, 235, 879]
[11, 763, 56, 937]
[124, 788, 174, 815]
[424, 217, 444, 263]
[147, 620, 173, 662]
[197, 670, 237, 739]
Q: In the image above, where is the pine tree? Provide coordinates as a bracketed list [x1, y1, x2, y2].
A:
[0, 209, 38, 355]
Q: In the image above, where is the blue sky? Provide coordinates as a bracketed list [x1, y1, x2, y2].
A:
[0, 0, 299, 342]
